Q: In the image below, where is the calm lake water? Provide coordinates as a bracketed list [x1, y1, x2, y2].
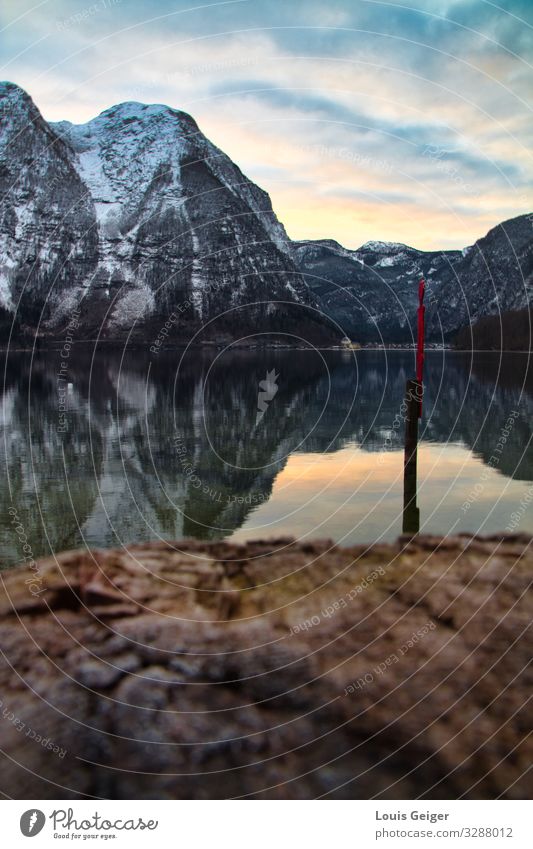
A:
[2, 347, 533, 567]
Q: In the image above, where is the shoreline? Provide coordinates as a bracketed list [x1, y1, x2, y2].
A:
[3, 342, 515, 353]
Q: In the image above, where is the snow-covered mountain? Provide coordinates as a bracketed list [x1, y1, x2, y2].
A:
[433, 214, 533, 337]
[1, 81, 531, 346]
[0, 81, 335, 343]
[292, 238, 461, 342]
[294, 214, 533, 342]
[0, 82, 98, 331]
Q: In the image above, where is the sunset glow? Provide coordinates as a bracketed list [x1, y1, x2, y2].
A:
[1, 0, 531, 250]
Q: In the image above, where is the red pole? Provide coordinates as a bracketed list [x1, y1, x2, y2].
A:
[416, 278, 425, 416]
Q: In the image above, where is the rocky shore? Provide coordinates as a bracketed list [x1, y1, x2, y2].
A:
[0, 534, 531, 799]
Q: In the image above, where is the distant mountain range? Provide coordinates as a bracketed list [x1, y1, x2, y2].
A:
[0, 81, 531, 346]
[294, 214, 533, 343]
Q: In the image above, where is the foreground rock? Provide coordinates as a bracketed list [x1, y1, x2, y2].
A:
[0, 534, 531, 799]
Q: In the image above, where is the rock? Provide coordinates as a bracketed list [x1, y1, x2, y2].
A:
[0, 534, 531, 799]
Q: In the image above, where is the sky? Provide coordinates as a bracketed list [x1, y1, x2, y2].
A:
[0, 0, 531, 250]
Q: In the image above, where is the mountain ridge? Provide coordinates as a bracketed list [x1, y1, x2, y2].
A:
[294, 213, 532, 342]
[1, 81, 531, 346]
[0, 81, 335, 344]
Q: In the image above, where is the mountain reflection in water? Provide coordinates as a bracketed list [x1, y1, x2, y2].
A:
[2, 347, 533, 566]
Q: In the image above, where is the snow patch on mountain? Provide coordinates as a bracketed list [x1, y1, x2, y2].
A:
[0, 271, 13, 311]
[375, 255, 405, 267]
[358, 240, 410, 253]
[109, 284, 155, 329]
[52, 103, 192, 216]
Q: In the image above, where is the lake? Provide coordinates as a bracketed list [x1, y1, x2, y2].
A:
[2, 346, 533, 567]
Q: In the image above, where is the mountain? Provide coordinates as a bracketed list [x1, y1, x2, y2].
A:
[0, 81, 336, 344]
[0, 82, 98, 334]
[454, 306, 533, 350]
[294, 214, 533, 343]
[1, 81, 530, 347]
[292, 238, 461, 342]
[435, 214, 533, 338]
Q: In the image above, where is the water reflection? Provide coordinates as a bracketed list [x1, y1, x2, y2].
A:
[402, 379, 423, 536]
[1, 347, 533, 565]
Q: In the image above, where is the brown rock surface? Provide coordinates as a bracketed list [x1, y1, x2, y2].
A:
[0, 534, 531, 799]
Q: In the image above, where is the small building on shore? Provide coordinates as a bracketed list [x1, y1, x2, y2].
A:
[341, 336, 361, 350]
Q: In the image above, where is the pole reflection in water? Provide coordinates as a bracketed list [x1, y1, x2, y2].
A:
[403, 278, 426, 535]
[403, 379, 423, 535]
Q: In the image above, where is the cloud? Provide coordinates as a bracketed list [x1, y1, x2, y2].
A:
[0, 0, 530, 249]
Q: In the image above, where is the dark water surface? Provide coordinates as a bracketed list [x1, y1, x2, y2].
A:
[2, 347, 533, 567]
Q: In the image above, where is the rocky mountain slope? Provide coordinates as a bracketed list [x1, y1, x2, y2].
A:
[292, 238, 461, 342]
[437, 214, 533, 337]
[455, 306, 533, 350]
[1, 81, 530, 345]
[0, 82, 98, 333]
[294, 214, 533, 343]
[0, 81, 335, 343]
